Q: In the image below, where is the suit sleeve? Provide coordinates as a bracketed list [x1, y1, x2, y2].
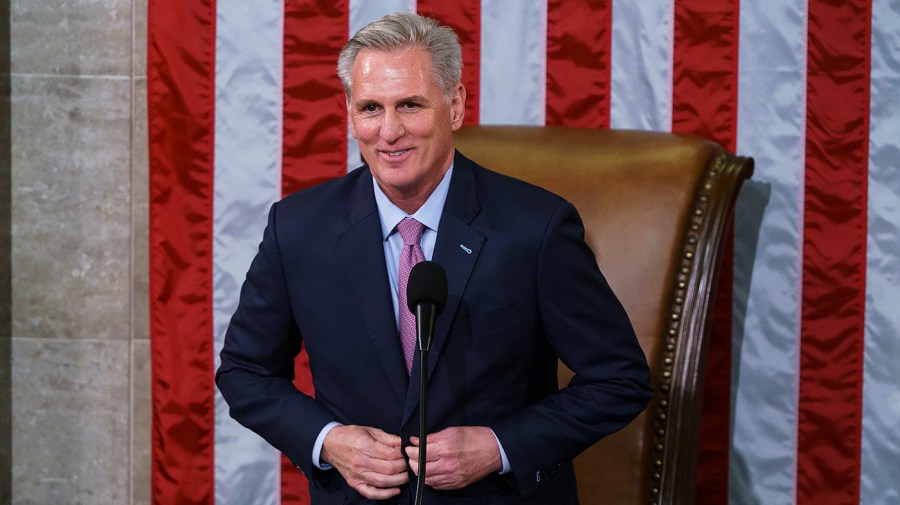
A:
[490, 200, 654, 495]
[215, 201, 337, 476]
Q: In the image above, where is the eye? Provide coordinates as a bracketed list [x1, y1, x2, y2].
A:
[356, 102, 380, 114]
[400, 101, 420, 110]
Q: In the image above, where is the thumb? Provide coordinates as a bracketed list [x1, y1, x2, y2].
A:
[369, 428, 401, 446]
[405, 446, 420, 475]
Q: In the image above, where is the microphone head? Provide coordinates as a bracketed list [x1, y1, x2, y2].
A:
[407, 261, 448, 315]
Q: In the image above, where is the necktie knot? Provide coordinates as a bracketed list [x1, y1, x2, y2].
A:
[397, 218, 425, 246]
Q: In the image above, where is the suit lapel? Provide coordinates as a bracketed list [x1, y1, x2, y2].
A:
[403, 152, 484, 426]
[336, 170, 408, 404]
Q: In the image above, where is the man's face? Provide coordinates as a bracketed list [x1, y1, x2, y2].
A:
[348, 47, 465, 208]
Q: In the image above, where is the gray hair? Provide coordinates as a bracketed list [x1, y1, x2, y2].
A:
[337, 12, 463, 101]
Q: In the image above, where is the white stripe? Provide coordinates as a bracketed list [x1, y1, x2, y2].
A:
[213, 0, 283, 503]
[479, 0, 547, 125]
[862, 1, 900, 503]
[730, 1, 807, 503]
[346, 0, 417, 172]
[609, 0, 673, 131]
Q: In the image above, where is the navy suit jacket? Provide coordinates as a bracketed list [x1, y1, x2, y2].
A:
[216, 151, 653, 504]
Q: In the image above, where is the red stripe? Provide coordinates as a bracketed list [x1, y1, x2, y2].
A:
[672, 1, 740, 145]
[798, 1, 871, 503]
[671, 2, 740, 504]
[282, 0, 349, 195]
[280, 2, 349, 503]
[545, 0, 612, 128]
[147, 0, 216, 503]
[697, 232, 734, 505]
[417, 0, 481, 125]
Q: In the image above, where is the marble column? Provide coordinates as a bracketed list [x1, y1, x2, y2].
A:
[2, 0, 13, 500]
[8, 0, 150, 503]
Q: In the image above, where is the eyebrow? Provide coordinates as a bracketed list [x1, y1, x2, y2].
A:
[399, 95, 429, 103]
[353, 95, 430, 108]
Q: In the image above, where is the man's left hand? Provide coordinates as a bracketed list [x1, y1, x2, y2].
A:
[405, 426, 503, 490]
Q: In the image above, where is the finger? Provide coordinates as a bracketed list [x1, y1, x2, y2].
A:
[360, 467, 410, 488]
[410, 430, 447, 445]
[409, 433, 442, 448]
[405, 446, 422, 478]
[363, 444, 404, 463]
[405, 447, 441, 479]
[331, 441, 406, 477]
[406, 442, 441, 463]
[354, 482, 402, 501]
[359, 454, 406, 476]
[361, 437, 405, 461]
[422, 460, 468, 491]
[368, 427, 402, 447]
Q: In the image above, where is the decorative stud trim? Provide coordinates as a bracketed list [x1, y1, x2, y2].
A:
[647, 152, 726, 504]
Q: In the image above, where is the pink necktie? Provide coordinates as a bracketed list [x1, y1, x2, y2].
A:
[397, 218, 426, 374]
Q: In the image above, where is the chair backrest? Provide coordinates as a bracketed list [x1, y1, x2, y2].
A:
[454, 125, 753, 505]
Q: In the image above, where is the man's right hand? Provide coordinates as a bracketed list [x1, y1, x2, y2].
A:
[320, 425, 410, 500]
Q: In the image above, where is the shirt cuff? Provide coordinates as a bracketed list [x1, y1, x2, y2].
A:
[313, 421, 342, 470]
[491, 429, 511, 474]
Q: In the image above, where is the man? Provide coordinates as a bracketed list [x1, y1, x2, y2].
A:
[216, 12, 653, 504]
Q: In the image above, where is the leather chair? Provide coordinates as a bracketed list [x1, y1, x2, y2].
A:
[454, 126, 754, 505]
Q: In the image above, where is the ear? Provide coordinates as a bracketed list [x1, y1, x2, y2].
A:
[347, 99, 359, 139]
[450, 83, 466, 131]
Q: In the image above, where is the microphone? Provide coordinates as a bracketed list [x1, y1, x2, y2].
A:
[406, 261, 447, 505]
[407, 261, 448, 352]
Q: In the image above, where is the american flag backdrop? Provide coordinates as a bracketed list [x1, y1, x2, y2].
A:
[147, 1, 900, 504]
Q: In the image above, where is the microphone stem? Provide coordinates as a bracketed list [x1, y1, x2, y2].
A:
[414, 348, 428, 505]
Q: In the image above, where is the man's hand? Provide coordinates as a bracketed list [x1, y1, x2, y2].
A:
[321, 425, 409, 500]
[405, 426, 503, 490]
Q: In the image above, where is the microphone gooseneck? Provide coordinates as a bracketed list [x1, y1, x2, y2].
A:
[406, 261, 447, 505]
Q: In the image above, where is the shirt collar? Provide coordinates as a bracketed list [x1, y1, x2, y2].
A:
[372, 163, 454, 241]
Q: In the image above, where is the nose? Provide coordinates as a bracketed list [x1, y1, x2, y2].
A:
[380, 109, 405, 143]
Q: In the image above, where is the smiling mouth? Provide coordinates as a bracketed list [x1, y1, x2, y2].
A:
[384, 149, 411, 157]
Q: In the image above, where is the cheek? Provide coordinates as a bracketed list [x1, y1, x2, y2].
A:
[403, 115, 437, 139]
[351, 118, 378, 141]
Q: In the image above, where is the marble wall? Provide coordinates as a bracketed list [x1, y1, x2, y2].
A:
[5, 0, 150, 503]
[2, 0, 13, 501]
